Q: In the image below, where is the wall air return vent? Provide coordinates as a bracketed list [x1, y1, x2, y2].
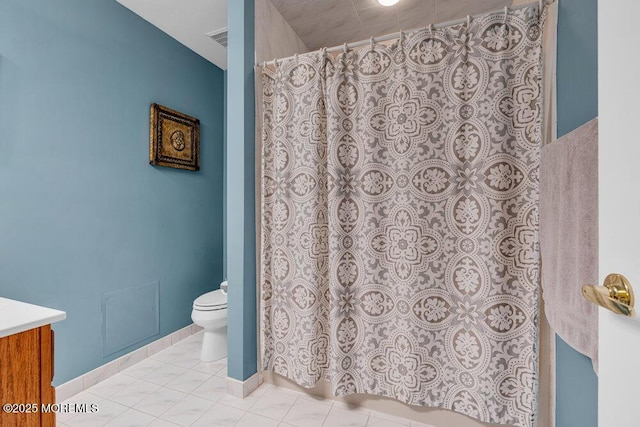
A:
[207, 27, 228, 48]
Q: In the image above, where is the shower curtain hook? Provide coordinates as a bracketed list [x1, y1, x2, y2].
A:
[294, 53, 299, 64]
[343, 43, 348, 54]
[428, 24, 434, 37]
[369, 37, 375, 52]
[399, 30, 404, 46]
[503, 6, 508, 25]
[467, 15, 471, 27]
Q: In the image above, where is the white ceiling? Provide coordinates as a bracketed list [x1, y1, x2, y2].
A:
[270, 0, 515, 51]
[116, 0, 228, 69]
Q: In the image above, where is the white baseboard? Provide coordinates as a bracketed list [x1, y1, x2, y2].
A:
[225, 372, 262, 398]
[55, 323, 203, 402]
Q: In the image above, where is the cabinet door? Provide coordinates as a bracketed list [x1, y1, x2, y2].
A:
[0, 328, 42, 426]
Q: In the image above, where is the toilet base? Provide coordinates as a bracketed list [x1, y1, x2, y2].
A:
[201, 326, 227, 362]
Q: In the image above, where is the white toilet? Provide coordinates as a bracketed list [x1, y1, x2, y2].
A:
[191, 284, 228, 362]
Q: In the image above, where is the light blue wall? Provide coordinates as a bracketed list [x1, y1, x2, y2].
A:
[226, 0, 257, 381]
[0, 0, 225, 385]
[557, 0, 598, 137]
[555, 0, 598, 425]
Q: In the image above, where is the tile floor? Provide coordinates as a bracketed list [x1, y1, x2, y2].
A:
[56, 331, 431, 427]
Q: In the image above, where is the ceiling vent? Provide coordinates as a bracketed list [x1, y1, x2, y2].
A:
[207, 27, 228, 48]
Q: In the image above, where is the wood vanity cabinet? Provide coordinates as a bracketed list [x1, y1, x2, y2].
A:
[0, 325, 55, 427]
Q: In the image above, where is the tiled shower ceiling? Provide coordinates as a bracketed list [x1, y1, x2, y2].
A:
[269, 0, 515, 51]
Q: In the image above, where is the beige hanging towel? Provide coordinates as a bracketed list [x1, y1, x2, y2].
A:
[540, 118, 598, 370]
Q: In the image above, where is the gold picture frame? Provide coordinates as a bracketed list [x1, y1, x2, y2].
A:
[149, 103, 200, 171]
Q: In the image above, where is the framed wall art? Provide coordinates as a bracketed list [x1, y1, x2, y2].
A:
[149, 103, 200, 171]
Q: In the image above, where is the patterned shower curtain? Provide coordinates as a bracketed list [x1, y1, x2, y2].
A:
[261, 6, 543, 426]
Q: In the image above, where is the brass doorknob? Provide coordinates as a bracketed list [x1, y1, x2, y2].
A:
[582, 273, 635, 317]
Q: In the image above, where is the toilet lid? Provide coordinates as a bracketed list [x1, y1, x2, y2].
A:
[193, 289, 227, 309]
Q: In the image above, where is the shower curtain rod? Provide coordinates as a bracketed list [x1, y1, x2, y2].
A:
[258, 0, 548, 67]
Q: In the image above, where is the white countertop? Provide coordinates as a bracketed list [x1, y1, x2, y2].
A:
[0, 297, 66, 338]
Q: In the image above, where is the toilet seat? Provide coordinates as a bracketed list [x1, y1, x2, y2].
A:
[193, 289, 227, 311]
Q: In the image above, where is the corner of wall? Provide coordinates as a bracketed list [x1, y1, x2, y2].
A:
[254, 0, 309, 64]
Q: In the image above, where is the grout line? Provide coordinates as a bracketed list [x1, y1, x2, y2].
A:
[67, 337, 414, 427]
[320, 399, 334, 426]
[249, 392, 300, 423]
[279, 395, 298, 424]
[187, 403, 212, 427]
[68, 335, 229, 426]
[152, 415, 180, 426]
[56, 323, 202, 403]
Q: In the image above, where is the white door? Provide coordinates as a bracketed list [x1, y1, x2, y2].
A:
[598, 1, 640, 426]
